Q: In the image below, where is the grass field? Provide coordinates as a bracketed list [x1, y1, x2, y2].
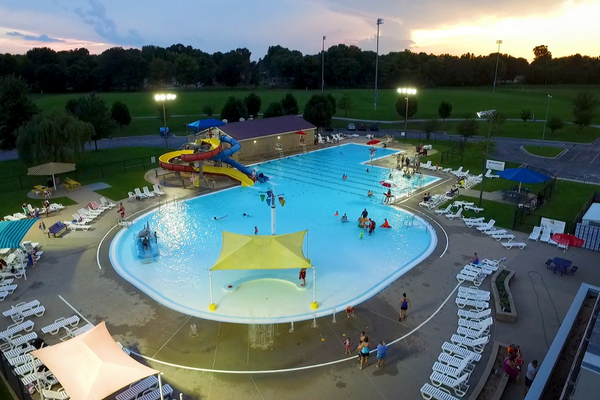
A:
[30, 85, 600, 141]
[523, 145, 564, 157]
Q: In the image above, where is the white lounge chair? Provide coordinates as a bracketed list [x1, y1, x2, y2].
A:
[456, 272, 485, 287]
[77, 210, 98, 220]
[152, 184, 165, 196]
[455, 169, 470, 178]
[73, 213, 94, 224]
[528, 226, 541, 241]
[457, 289, 490, 301]
[4, 344, 35, 360]
[502, 242, 527, 249]
[41, 315, 80, 335]
[456, 324, 489, 339]
[446, 208, 463, 220]
[7, 353, 37, 367]
[27, 204, 46, 215]
[442, 167, 453, 172]
[458, 286, 490, 297]
[539, 227, 552, 243]
[451, 167, 464, 176]
[441, 342, 483, 361]
[7, 305, 44, 324]
[13, 213, 28, 220]
[0, 332, 37, 352]
[100, 197, 117, 208]
[481, 258, 505, 268]
[463, 218, 486, 228]
[437, 353, 476, 373]
[137, 384, 173, 400]
[64, 221, 91, 231]
[421, 161, 432, 169]
[128, 191, 136, 200]
[463, 205, 484, 213]
[41, 389, 69, 400]
[485, 169, 499, 179]
[450, 334, 489, 353]
[493, 234, 515, 242]
[464, 265, 493, 275]
[115, 376, 159, 400]
[458, 317, 493, 333]
[89, 201, 109, 212]
[49, 203, 65, 210]
[429, 371, 470, 397]
[80, 207, 101, 216]
[432, 361, 472, 379]
[455, 298, 489, 310]
[14, 357, 43, 376]
[142, 186, 156, 198]
[457, 308, 491, 321]
[0, 321, 35, 340]
[134, 188, 148, 199]
[486, 229, 506, 237]
[60, 323, 94, 341]
[435, 205, 452, 215]
[476, 219, 496, 232]
[420, 383, 460, 400]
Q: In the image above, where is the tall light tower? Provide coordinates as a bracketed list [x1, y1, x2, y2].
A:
[493, 40, 503, 93]
[154, 93, 176, 148]
[374, 18, 384, 110]
[397, 88, 417, 142]
[321, 36, 326, 92]
[541, 95, 552, 147]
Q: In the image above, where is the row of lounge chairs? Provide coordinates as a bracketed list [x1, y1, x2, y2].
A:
[3, 203, 66, 221]
[128, 185, 165, 201]
[528, 226, 568, 249]
[65, 197, 117, 232]
[421, 267, 499, 399]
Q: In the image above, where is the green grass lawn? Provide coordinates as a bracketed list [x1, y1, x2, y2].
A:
[523, 145, 564, 157]
[0, 379, 12, 400]
[30, 85, 600, 141]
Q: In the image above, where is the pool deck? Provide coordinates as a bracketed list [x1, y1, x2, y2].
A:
[2, 138, 600, 400]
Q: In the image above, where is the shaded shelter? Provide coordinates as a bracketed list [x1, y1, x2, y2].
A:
[186, 118, 226, 133]
[496, 167, 551, 192]
[27, 162, 76, 190]
[32, 322, 160, 400]
[208, 230, 316, 310]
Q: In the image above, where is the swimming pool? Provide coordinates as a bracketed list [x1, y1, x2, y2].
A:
[109, 143, 439, 324]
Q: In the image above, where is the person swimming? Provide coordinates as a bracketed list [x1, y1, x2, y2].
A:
[341, 213, 349, 222]
[380, 219, 392, 228]
[367, 190, 374, 197]
[214, 215, 228, 220]
[242, 213, 251, 217]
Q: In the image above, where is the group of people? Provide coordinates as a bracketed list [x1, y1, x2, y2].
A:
[502, 344, 539, 394]
[345, 331, 388, 370]
[21, 201, 51, 218]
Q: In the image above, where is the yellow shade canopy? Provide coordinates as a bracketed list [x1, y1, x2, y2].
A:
[211, 230, 311, 271]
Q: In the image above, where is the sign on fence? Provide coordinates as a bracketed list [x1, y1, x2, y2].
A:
[541, 217, 566, 234]
[486, 159, 505, 171]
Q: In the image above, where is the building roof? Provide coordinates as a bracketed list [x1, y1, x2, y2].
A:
[219, 116, 315, 141]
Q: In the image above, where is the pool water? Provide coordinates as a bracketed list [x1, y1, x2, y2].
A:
[109, 143, 439, 324]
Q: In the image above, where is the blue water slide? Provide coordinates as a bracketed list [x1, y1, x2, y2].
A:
[212, 135, 268, 183]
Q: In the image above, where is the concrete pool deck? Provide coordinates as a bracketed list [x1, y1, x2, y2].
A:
[2, 139, 599, 400]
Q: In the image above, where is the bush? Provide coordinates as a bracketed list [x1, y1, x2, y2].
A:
[547, 117, 564, 133]
[220, 96, 247, 122]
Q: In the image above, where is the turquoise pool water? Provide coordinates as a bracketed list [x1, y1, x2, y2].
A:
[109, 143, 439, 323]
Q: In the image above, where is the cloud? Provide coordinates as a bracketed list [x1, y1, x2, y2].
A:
[6, 31, 64, 43]
[73, 0, 143, 46]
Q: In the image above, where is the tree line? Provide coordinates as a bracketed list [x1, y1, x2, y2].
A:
[0, 43, 599, 93]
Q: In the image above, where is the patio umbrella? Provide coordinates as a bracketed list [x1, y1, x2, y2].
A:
[551, 233, 584, 248]
[367, 140, 380, 145]
[27, 162, 76, 190]
[495, 167, 551, 192]
[295, 130, 307, 135]
[0, 219, 38, 249]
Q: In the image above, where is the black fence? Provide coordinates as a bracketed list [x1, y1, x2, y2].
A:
[0, 156, 162, 194]
[439, 139, 463, 165]
[0, 351, 35, 400]
[512, 173, 558, 232]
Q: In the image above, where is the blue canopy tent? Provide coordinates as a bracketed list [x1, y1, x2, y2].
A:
[496, 167, 551, 192]
[0, 219, 38, 249]
[186, 118, 226, 133]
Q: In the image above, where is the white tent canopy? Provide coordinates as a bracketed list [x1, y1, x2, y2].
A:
[32, 322, 159, 400]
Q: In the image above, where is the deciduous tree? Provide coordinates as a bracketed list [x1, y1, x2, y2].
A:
[263, 101, 285, 119]
[338, 93, 354, 117]
[220, 97, 247, 122]
[67, 94, 117, 150]
[175, 54, 199, 86]
[0, 75, 39, 150]
[16, 112, 92, 165]
[244, 93, 262, 117]
[281, 93, 299, 115]
[456, 117, 480, 145]
[572, 91, 598, 131]
[395, 97, 418, 122]
[438, 101, 452, 121]
[111, 101, 132, 128]
[547, 117, 564, 133]
[520, 109, 532, 125]
[303, 94, 334, 128]
[202, 104, 215, 117]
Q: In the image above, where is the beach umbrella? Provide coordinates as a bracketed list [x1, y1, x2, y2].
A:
[367, 140, 380, 145]
[496, 167, 551, 192]
[551, 233, 584, 248]
[295, 130, 307, 135]
[27, 162, 76, 190]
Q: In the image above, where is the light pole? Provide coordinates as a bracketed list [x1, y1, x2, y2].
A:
[493, 40, 503, 93]
[476, 109, 497, 207]
[397, 88, 417, 142]
[541, 95, 552, 147]
[321, 36, 326, 92]
[374, 18, 384, 110]
[154, 93, 176, 148]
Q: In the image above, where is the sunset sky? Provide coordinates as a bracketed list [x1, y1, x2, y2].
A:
[0, 0, 598, 60]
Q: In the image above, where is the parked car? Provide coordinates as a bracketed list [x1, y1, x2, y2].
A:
[370, 123, 379, 131]
[325, 126, 334, 132]
[346, 123, 356, 131]
[357, 123, 366, 131]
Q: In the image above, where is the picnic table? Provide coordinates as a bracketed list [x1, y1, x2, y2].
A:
[546, 257, 578, 276]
